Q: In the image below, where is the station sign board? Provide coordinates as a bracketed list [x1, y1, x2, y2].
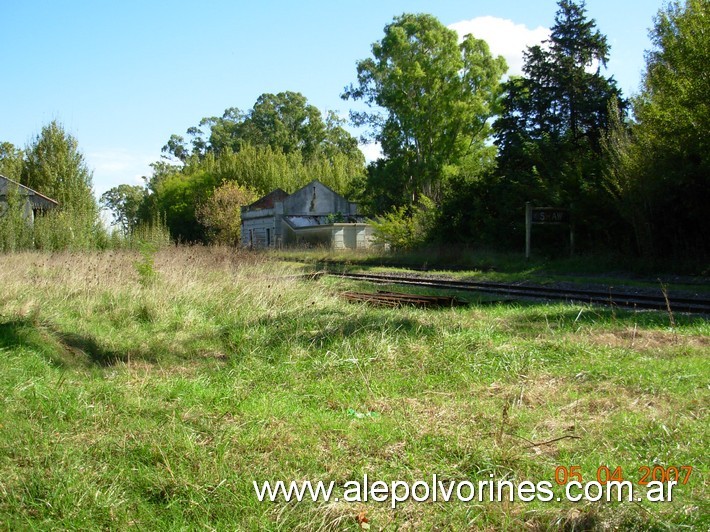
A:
[525, 203, 573, 258]
[531, 208, 569, 224]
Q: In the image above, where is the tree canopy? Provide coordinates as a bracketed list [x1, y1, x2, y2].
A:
[195, 181, 256, 246]
[495, 1, 623, 190]
[140, 92, 366, 242]
[162, 91, 363, 166]
[6, 1, 705, 262]
[100, 184, 146, 235]
[605, 0, 710, 257]
[490, 0, 624, 248]
[1, 121, 106, 251]
[343, 13, 507, 208]
[21, 120, 97, 216]
[0, 142, 24, 181]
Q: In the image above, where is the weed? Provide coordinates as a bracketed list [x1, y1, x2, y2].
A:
[134, 242, 158, 287]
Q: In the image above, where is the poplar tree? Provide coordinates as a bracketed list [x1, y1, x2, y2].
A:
[21, 121, 100, 248]
[22, 120, 97, 216]
[0, 142, 24, 181]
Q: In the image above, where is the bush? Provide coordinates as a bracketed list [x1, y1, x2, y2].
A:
[0, 186, 34, 252]
[127, 213, 172, 249]
[195, 181, 256, 245]
[371, 196, 436, 251]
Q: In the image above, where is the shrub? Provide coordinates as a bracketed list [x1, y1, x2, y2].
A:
[195, 181, 256, 245]
[0, 185, 34, 252]
[371, 196, 436, 251]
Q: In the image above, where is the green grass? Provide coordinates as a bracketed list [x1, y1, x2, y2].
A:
[0, 247, 707, 529]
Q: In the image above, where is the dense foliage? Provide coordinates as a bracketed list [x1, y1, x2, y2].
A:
[100, 184, 146, 235]
[419, 0, 705, 264]
[128, 92, 366, 242]
[343, 13, 506, 211]
[195, 181, 257, 246]
[624, 0, 709, 257]
[481, 0, 625, 250]
[21, 121, 97, 217]
[1, 122, 106, 251]
[0, 142, 23, 181]
[162, 91, 362, 165]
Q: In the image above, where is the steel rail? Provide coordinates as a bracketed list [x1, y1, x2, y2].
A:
[330, 272, 710, 314]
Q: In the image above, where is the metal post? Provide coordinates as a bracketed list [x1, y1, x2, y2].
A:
[569, 204, 574, 256]
[525, 202, 532, 259]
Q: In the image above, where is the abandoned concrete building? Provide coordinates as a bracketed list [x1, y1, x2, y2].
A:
[0, 174, 58, 223]
[241, 180, 375, 249]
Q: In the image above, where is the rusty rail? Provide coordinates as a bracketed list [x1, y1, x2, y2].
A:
[341, 290, 467, 308]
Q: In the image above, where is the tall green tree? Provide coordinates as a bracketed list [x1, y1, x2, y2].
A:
[19, 121, 101, 250]
[615, 0, 710, 257]
[163, 91, 363, 166]
[21, 120, 97, 215]
[600, 99, 654, 256]
[100, 184, 146, 234]
[639, 0, 709, 155]
[343, 13, 507, 207]
[493, 0, 623, 247]
[241, 91, 326, 158]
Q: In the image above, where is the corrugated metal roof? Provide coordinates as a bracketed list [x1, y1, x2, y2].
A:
[284, 215, 331, 228]
[245, 188, 289, 210]
[0, 175, 59, 209]
[283, 214, 368, 229]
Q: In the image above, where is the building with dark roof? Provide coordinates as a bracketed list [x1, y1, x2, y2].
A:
[0, 174, 59, 223]
[241, 180, 375, 249]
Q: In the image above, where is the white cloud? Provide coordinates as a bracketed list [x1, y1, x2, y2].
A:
[87, 149, 153, 176]
[358, 142, 382, 163]
[85, 149, 154, 197]
[448, 16, 550, 77]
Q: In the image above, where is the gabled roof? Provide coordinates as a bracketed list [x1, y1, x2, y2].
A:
[245, 187, 289, 211]
[245, 179, 356, 215]
[290, 179, 343, 199]
[0, 174, 59, 209]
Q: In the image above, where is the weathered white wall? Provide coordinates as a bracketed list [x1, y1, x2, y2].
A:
[240, 181, 372, 248]
[283, 224, 332, 247]
[241, 215, 276, 247]
[331, 224, 375, 250]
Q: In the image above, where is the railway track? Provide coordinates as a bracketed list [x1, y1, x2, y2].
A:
[341, 290, 467, 308]
[330, 271, 710, 314]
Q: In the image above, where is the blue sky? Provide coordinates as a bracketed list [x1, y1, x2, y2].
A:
[1, 0, 664, 198]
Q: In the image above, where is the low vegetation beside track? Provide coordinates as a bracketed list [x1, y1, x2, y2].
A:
[0, 247, 707, 529]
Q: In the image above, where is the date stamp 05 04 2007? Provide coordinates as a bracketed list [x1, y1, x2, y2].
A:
[554, 465, 694, 486]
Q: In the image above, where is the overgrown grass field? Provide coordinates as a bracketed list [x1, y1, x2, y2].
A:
[0, 248, 707, 529]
